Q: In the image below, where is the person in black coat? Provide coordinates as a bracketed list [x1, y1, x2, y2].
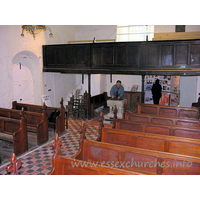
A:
[151, 79, 162, 104]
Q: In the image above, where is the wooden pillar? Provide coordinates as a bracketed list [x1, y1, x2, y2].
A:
[110, 74, 112, 83]
[88, 73, 91, 120]
[82, 74, 84, 84]
[141, 75, 145, 103]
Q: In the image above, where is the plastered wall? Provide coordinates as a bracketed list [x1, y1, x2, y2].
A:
[0, 25, 77, 108]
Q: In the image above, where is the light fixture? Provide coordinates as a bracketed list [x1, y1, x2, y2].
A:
[20, 25, 53, 39]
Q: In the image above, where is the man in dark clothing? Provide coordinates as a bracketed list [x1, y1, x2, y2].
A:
[110, 80, 124, 99]
[151, 79, 162, 104]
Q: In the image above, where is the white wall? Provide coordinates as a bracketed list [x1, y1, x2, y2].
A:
[0, 25, 77, 108]
[75, 25, 117, 41]
[179, 76, 198, 107]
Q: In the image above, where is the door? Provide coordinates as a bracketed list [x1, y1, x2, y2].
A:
[13, 63, 34, 104]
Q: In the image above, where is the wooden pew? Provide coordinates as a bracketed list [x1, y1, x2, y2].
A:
[125, 112, 200, 127]
[75, 123, 200, 175]
[98, 112, 200, 158]
[84, 91, 109, 118]
[98, 127, 200, 158]
[12, 97, 66, 135]
[74, 122, 200, 175]
[136, 103, 199, 119]
[0, 109, 28, 156]
[115, 118, 200, 139]
[48, 133, 141, 175]
[0, 106, 48, 145]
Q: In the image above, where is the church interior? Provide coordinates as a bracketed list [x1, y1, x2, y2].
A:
[1, 22, 200, 198]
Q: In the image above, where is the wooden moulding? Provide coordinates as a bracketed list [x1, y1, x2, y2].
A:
[73, 122, 86, 160]
[125, 112, 200, 128]
[49, 133, 62, 175]
[6, 153, 22, 175]
[153, 31, 200, 41]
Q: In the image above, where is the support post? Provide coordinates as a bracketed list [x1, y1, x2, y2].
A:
[141, 75, 145, 103]
[82, 74, 84, 84]
[88, 73, 91, 120]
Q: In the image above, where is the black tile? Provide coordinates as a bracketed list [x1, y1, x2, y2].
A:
[26, 169, 34, 173]
[26, 165, 34, 168]
[36, 164, 43, 167]
[26, 161, 34, 164]
[37, 168, 44, 172]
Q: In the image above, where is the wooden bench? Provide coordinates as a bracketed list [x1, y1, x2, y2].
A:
[12, 97, 66, 135]
[125, 112, 200, 127]
[84, 91, 109, 118]
[136, 103, 199, 119]
[115, 118, 200, 139]
[0, 110, 28, 156]
[48, 134, 141, 175]
[74, 123, 200, 175]
[98, 127, 200, 158]
[0, 106, 48, 145]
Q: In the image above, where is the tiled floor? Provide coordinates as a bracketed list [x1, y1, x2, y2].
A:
[0, 107, 110, 175]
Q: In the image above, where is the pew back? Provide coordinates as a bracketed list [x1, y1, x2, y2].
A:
[116, 119, 200, 139]
[0, 117, 28, 156]
[12, 100, 66, 135]
[101, 128, 200, 158]
[137, 103, 199, 119]
[49, 156, 142, 175]
[0, 107, 48, 145]
[75, 139, 200, 175]
[125, 112, 200, 127]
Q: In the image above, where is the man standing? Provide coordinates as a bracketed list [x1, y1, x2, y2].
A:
[110, 80, 124, 99]
[151, 79, 162, 104]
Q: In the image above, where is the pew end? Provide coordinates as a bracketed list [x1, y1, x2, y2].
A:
[74, 122, 86, 160]
[6, 153, 22, 175]
[96, 111, 104, 142]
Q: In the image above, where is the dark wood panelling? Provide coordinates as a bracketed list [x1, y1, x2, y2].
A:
[148, 45, 160, 66]
[43, 39, 200, 75]
[123, 91, 141, 111]
[175, 45, 188, 65]
[92, 46, 102, 66]
[56, 47, 65, 65]
[127, 45, 139, 67]
[46, 46, 56, 66]
[161, 45, 174, 66]
[114, 45, 127, 65]
[65, 47, 76, 64]
[102, 46, 113, 65]
[191, 44, 200, 65]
